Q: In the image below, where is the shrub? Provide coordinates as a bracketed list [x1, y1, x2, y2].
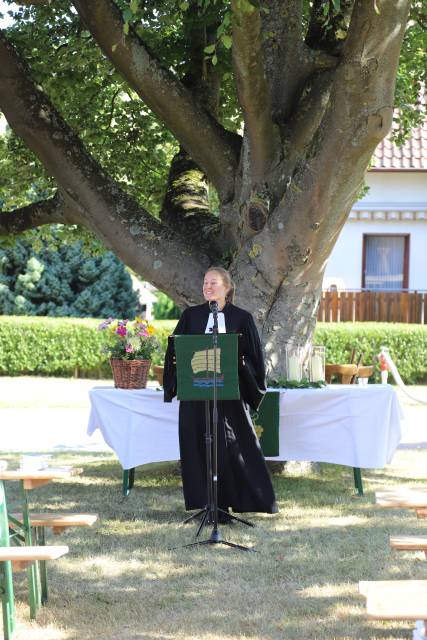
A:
[0, 239, 138, 318]
[314, 322, 427, 384]
[0, 316, 176, 378]
[1, 317, 426, 383]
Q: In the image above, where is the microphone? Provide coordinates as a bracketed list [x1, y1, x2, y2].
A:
[209, 300, 219, 315]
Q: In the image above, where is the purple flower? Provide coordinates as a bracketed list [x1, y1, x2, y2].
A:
[125, 344, 134, 353]
[116, 325, 127, 336]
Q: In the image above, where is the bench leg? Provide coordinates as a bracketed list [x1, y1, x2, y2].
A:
[35, 527, 48, 605]
[353, 467, 364, 496]
[20, 484, 41, 618]
[1, 561, 16, 640]
[122, 468, 136, 496]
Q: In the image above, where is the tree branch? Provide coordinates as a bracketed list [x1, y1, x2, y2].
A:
[72, 0, 240, 201]
[0, 193, 76, 235]
[232, 0, 279, 183]
[0, 30, 209, 303]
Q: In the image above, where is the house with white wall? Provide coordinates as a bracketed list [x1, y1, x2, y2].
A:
[323, 123, 427, 292]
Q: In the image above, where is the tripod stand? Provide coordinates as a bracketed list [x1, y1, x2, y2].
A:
[178, 302, 255, 552]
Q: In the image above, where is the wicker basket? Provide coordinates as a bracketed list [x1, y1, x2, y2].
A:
[110, 358, 151, 389]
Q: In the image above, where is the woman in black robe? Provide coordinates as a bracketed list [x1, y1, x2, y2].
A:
[163, 267, 278, 519]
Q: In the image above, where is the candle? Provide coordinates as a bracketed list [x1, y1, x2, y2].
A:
[310, 354, 324, 382]
[287, 354, 301, 381]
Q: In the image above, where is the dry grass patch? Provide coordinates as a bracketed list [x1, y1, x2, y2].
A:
[1, 450, 426, 640]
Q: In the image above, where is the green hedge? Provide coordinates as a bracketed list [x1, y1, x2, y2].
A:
[314, 322, 427, 384]
[0, 316, 176, 378]
[1, 316, 426, 383]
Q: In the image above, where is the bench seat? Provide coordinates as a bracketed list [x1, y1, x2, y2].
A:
[11, 512, 98, 534]
[390, 535, 427, 554]
[359, 580, 427, 621]
[0, 545, 69, 571]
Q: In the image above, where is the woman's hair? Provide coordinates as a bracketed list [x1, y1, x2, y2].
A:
[205, 266, 235, 303]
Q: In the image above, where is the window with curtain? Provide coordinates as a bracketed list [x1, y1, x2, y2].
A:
[363, 235, 409, 289]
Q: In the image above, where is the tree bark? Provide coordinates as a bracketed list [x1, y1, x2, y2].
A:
[0, 0, 412, 375]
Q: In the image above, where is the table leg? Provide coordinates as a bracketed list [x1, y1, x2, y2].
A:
[129, 468, 135, 489]
[122, 468, 135, 497]
[353, 467, 364, 496]
[20, 482, 41, 618]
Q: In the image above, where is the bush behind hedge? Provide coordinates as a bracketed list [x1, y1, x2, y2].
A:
[1, 316, 426, 383]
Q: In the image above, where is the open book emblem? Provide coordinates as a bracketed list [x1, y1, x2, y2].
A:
[191, 348, 224, 388]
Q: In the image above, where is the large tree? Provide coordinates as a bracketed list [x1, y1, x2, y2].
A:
[0, 0, 424, 373]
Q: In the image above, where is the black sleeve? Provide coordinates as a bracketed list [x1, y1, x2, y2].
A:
[238, 313, 267, 411]
[163, 309, 188, 402]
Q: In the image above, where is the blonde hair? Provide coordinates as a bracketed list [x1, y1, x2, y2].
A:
[205, 266, 235, 303]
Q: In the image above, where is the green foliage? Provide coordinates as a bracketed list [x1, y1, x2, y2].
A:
[0, 238, 139, 318]
[0, 316, 426, 383]
[0, 316, 176, 377]
[152, 292, 181, 320]
[314, 322, 427, 384]
[0, 0, 423, 223]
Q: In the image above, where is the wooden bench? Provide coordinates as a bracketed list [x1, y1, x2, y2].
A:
[0, 545, 68, 639]
[376, 489, 427, 518]
[359, 580, 427, 635]
[9, 512, 97, 605]
[10, 512, 98, 535]
[390, 535, 427, 558]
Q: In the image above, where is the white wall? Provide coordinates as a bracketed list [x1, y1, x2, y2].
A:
[357, 172, 427, 207]
[323, 171, 427, 290]
[324, 219, 427, 289]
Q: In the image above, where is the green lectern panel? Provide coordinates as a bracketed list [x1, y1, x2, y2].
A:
[174, 333, 240, 401]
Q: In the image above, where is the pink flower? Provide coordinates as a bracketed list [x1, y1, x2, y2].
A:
[125, 344, 134, 353]
[116, 325, 127, 336]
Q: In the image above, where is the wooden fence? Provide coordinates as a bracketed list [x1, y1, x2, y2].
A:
[318, 290, 427, 324]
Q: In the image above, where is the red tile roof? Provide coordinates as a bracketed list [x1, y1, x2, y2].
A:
[371, 121, 427, 171]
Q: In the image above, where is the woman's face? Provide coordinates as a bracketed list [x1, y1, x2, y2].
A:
[203, 270, 228, 307]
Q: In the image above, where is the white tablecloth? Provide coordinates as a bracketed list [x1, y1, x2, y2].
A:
[87, 384, 402, 470]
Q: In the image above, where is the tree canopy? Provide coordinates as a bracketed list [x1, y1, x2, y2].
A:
[0, 0, 424, 372]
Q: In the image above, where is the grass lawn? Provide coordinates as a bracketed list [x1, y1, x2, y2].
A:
[1, 449, 427, 640]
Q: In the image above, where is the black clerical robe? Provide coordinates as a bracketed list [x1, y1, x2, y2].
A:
[163, 302, 278, 514]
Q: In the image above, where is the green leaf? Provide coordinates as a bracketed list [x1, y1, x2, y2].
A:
[212, 54, 218, 66]
[112, 43, 117, 52]
[130, 0, 139, 13]
[122, 8, 133, 22]
[123, 21, 130, 35]
[331, 0, 341, 11]
[204, 44, 216, 54]
[180, 1, 189, 10]
[221, 34, 232, 49]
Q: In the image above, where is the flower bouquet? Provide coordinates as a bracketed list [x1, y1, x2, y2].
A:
[98, 317, 159, 388]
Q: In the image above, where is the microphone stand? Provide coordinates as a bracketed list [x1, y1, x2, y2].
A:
[178, 300, 255, 552]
